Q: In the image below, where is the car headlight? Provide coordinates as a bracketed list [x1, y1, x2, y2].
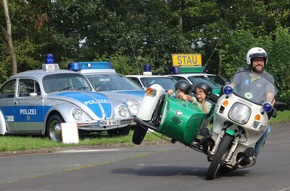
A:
[228, 102, 251, 124]
[72, 108, 84, 120]
[125, 99, 140, 110]
[119, 105, 129, 117]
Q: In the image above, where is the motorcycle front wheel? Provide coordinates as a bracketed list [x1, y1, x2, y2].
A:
[206, 134, 233, 180]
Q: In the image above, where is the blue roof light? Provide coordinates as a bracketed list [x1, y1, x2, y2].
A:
[262, 102, 273, 113]
[223, 85, 233, 95]
[68, 62, 81, 71]
[169, 67, 180, 74]
[68, 62, 113, 71]
[46, 54, 54, 64]
[144, 64, 151, 72]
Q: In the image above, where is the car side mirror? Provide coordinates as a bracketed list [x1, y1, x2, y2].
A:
[214, 75, 228, 86]
[274, 101, 287, 111]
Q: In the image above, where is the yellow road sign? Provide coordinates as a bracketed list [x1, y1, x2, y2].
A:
[172, 54, 202, 66]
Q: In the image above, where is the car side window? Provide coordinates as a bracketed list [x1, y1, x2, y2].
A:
[171, 76, 185, 81]
[18, 79, 41, 97]
[128, 77, 142, 88]
[0, 80, 16, 98]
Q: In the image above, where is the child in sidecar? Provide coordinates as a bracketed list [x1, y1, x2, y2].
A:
[168, 80, 193, 102]
[168, 80, 213, 114]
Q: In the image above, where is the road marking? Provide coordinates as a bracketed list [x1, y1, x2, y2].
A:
[56, 148, 123, 153]
[277, 187, 290, 191]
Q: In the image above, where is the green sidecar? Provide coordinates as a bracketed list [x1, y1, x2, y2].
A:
[133, 93, 215, 147]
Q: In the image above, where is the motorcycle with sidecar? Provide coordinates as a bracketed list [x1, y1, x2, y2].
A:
[132, 70, 287, 180]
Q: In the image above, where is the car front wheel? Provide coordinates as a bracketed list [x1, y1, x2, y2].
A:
[46, 114, 64, 142]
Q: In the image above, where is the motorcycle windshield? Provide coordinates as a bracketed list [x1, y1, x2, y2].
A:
[231, 70, 277, 105]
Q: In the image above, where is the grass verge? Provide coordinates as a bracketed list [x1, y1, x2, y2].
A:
[0, 130, 163, 152]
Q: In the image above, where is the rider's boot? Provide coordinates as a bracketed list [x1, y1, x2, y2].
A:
[239, 147, 257, 166]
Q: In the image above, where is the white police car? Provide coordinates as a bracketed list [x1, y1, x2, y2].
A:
[68, 62, 145, 116]
[0, 55, 133, 141]
[126, 64, 177, 92]
[126, 75, 177, 92]
[166, 66, 226, 96]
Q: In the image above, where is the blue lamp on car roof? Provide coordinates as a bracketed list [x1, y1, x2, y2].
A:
[143, 64, 152, 75]
[42, 54, 59, 70]
[46, 54, 54, 64]
[169, 67, 180, 74]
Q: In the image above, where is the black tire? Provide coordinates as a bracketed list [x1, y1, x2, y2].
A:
[206, 134, 233, 180]
[46, 114, 64, 142]
[132, 124, 147, 145]
[119, 125, 131, 135]
[107, 126, 131, 136]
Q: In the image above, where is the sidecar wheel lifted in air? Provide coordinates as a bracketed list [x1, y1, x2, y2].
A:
[206, 134, 233, 180]
[132, 124, 148, 145]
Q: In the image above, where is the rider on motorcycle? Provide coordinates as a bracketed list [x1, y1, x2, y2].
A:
[230, 47, 276, 158]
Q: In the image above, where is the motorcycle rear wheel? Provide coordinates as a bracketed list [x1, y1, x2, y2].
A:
[206, 134, 233, 180]
[132, 124, 148, 145]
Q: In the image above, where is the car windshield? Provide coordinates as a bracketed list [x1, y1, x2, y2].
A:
[188, 75, 222, 89]
[140, 77, 176, 91]
[86, 74, 143, 91]
[232, 70, 277, 105]
[43, 73, 92, 93]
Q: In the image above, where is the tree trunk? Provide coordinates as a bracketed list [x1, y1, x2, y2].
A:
[3, 0, 17, 74]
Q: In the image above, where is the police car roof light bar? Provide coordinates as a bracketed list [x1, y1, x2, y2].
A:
[68, 62, 113, 71]
[169, 66, 204, 74]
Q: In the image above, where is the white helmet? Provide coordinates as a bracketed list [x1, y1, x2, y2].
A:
[246, 47, 268, 66]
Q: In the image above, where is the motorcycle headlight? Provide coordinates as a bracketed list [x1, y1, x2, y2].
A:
[119, 105, 129, 117]
[72, 108, 84, 120]
[228, 102, 251, 124]
[125, 98, 140, 110]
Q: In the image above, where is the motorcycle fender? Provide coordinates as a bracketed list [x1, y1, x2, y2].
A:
[225, 129, 235, 136]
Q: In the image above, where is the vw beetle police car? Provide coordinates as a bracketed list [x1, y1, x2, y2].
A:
[67, 61, 145, 116]
[0, 55, 133, 141]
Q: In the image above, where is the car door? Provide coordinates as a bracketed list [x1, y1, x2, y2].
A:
[0, 79, 17, 132]
[13, 78, 45, 133]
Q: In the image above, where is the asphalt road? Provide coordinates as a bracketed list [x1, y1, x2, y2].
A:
[0, 123, 290, 191]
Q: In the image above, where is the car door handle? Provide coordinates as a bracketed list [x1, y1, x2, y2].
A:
[14, 100, 19, 105]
